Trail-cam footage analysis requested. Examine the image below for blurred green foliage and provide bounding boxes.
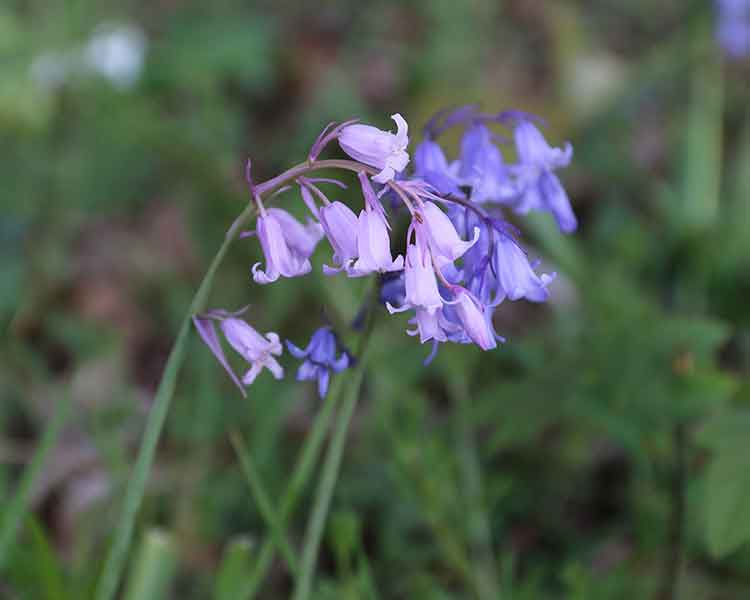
[1,0,749,598]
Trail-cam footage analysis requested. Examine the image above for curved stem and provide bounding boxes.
[255,160,377,197]
[94,202,256,600]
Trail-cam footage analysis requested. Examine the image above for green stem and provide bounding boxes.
[292,295,376,600]
[94,203,256,600]
[244,372,346,597]
[450,375,500,600]
[254,159,376,197]
[229,431,300,578]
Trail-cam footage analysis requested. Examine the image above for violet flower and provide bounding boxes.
[379,272,406,307]
[193,311,283,397]
[420,201,479,268]
[386,230,442,316]
[319,201,360,274]
[338,114,410,183]
[716,0,750,58]
[252,207,323,284]
[347,172,404,276]
[492,232,555,303]
[286,327,351,398]
[414,138,463,196]
[457,123,518,203]
[448,287,498,351]
[509,117,577,233]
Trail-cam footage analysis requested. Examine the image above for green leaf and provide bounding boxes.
[229,430,299,578]
[704,443,750,558]
[679,43,723,233]
[214,537,255,600]
[122,530,178,600]
[0,393,72,569]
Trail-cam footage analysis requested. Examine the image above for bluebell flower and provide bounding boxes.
[348,172,404,276]
[379,272,406,307]
[414,138,463,196]
[338,114,410,183]
[251,208,324,284]
[286,327,352,398]
[193,310,284,397]
[457,124,518,204]
[508,117,577,233]
[420,201,479,268]
[492,232,555,303]
[319,201,359,274]
[715,0,750,58]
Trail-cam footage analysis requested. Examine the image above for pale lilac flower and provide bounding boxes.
[347,173,404,276]
[286,327,351,398]
[252,208,323,284]
[319,201,359,273]
[407,307,451,344]
[509,117,577,233]
[193,311,283,396]
[420,201,479,268]
[350,208,404,275]
[492,233,555,302]
[449,287,498,351]
[338,114,410,183]
[386,232,442,315]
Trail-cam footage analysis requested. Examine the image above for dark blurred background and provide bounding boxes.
[1,1,749,598]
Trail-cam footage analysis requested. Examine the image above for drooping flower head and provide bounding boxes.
[447,286,499,351]
[193,310,283,396]
[286,327,352,398]
[504,114,577,233]
[338,114,410,183]
[492,230,556,303]
[251,208,324,284]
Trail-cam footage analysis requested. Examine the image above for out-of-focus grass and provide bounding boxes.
[2,0,750,598]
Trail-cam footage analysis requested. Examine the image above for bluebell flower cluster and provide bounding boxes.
[195,107,576,395]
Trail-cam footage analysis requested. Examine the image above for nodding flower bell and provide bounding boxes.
[348,172,404,276]
[449,287,498,351]
[420,201,479,268]
[338,114,410,183]
[386,229,442,316]
[319,201,360,274]
[286,327,351,398]
[252,208,323,284]
[510,117,577,233]
[193,311,283,397]
[492,233,556,303]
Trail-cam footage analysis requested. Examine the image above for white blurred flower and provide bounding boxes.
[84,24,147,89]
[30,23,148,91]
